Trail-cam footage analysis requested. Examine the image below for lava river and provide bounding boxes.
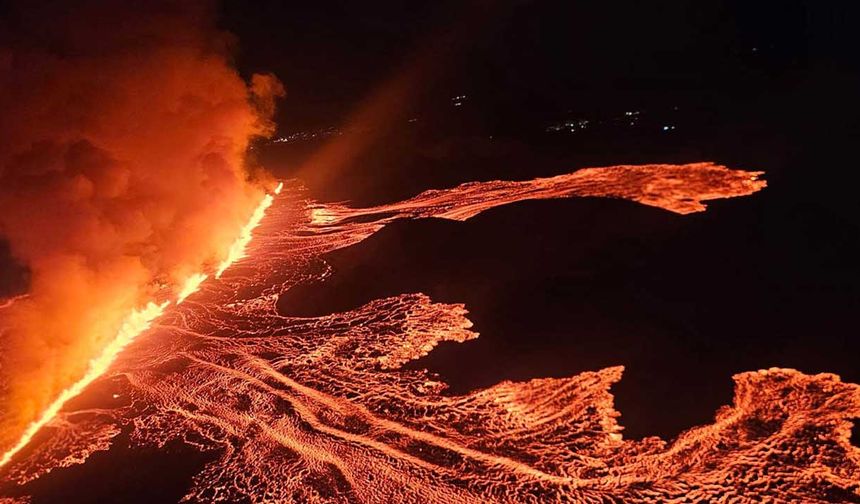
[2,163,859,503]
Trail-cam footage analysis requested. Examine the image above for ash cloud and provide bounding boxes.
[0,0,283,449]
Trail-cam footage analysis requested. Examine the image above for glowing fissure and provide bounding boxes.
[0,185,281,470]
[0,301,167,468]
[177,273,209,305]
[215,182,284,279]
[3,164,857,503]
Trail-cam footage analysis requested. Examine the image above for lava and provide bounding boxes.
[1,163,858,503]
[216,182,284,279]
[177,273,209,305]
[0,300,168,469]
[0,183,282,471]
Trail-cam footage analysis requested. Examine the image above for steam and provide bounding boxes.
[0,0,283,450]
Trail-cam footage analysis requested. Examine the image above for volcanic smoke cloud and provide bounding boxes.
[0,1,282,452]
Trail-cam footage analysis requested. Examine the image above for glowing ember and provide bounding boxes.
[2,164,857,503]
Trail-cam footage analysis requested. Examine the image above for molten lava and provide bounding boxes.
[0,183,283,471]
[216,182,284,279]
[1,164,858,503]
[0,301,168,469]
[177,273,209,305]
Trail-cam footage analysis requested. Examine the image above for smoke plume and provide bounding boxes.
[0,0,283,451]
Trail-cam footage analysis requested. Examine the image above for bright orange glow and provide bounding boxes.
[0,0,288,472]
[0,295,27,311]
[215,184,281,279]
[0,300,168,468]
[0,184,282,469]
[177,273,208,304]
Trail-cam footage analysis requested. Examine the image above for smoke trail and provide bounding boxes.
[0,0,282,453]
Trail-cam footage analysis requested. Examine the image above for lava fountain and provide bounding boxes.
[0,184,283,469]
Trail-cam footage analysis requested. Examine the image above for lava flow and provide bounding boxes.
[0,184,282,470]
[0,301,168,469]
[1,163,858,503]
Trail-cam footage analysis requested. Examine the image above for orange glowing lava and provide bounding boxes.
[0,184,283,471]
[0,300,168,469]
[176,273,208,304]
[2,164,858,503]
[215,182,283,279]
